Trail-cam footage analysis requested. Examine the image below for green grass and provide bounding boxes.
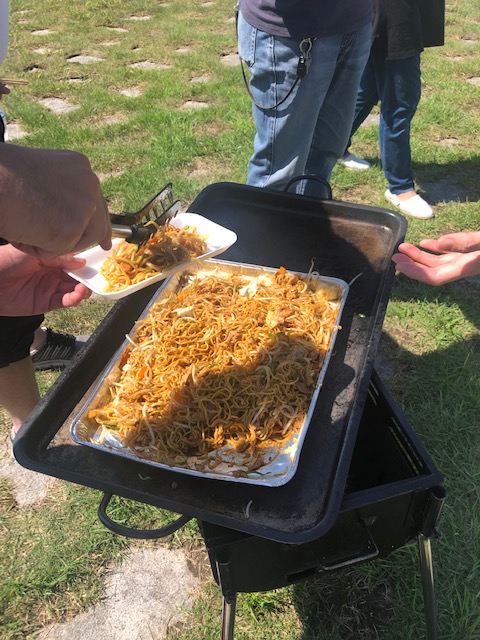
[0,0,479,638]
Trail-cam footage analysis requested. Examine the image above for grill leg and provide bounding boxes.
[418,534,438,640]
[221,595,236,640]
[216,555,237,640]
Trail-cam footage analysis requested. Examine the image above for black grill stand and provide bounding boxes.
[12,183,444,638]
[418,487,446,640]
[212,485,445,640]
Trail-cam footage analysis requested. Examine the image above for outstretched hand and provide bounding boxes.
[392,232,480,285]
[0,244,91,316]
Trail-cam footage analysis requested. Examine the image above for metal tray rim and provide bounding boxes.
[70,259,349,487]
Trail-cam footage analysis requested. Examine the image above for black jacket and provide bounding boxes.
[373,0,445,59]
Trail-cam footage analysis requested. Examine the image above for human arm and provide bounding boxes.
[0,144,112,259]
[0,243,91,315]
[392,232,480,285]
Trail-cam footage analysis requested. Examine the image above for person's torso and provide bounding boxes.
[239,0,373,39]
[374,0,445,59]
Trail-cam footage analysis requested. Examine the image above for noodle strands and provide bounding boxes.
[101,223,208,292]
[84,266,344,478]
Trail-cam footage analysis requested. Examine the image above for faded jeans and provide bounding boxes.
[345,49,422,195]
[237,11,372,197]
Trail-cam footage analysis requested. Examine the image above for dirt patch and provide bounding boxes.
[0,433,61,506]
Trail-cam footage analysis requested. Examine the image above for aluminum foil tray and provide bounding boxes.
[70,260,348,487]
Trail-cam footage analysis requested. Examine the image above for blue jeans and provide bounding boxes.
[346,49,421,195]
[237,11,372,197]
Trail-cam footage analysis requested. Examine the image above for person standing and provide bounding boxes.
[338,0,445,219]
[237,1,374,197]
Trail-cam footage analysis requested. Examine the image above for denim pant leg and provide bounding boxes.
[304,23,372,196]
[375,52,421,195]
[238,12,371,194]
[344,55,380,153]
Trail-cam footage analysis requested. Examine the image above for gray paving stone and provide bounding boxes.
[39,97,79,113]
[130,61,171,71]
[221,52,238,67]
[36,547,201,640]
[68,54,104,64]
[31,28,54,36]
[181,100,209,110]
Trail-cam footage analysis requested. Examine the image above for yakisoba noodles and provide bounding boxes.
[85,267,342,474]
[101,223,208,292]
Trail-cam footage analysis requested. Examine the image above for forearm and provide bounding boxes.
[0,144,50,242]
[0,144,111,258]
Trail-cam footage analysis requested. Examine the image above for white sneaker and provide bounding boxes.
[338,153,371,171]
[385,189,434,219]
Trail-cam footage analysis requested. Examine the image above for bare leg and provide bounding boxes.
[0,356,40,434]
[396,190,418,202]
[30,326,46,353]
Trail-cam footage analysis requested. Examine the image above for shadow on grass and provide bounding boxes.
[337,157,480,204]
[413,158,480,204]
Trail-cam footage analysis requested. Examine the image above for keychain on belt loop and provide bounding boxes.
[297,37,314,79]
[237,24,316,110]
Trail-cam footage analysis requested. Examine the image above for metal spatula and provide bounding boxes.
[110,182,182,245]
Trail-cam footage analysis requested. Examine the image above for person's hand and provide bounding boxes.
[0,244,91,316]
[392,232,480,285]
[416,231,480,255]
[0,144,112,259]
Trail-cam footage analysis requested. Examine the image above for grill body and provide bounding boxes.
[11,182,445,638]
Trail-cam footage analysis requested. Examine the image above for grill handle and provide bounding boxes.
[311,519,379,571]
[97,493,192,540]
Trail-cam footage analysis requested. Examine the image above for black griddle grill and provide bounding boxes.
[13,182,445,639]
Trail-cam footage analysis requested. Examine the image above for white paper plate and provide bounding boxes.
[66,212,237,299]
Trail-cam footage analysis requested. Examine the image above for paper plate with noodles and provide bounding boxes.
[70,260,349,486]
[65,213,237,299]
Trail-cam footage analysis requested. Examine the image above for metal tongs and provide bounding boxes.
[110,183,182,245]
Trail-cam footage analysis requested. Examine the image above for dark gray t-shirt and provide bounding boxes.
[239,0,373,39]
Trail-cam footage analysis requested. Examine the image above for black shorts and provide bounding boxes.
[0,315,44,367]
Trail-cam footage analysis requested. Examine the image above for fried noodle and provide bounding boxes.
[85,267,342,474]
[101,223,208,291]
